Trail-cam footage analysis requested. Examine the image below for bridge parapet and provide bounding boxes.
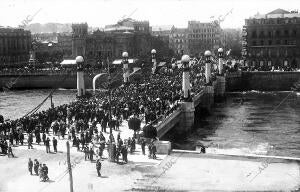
[156,107,182,138]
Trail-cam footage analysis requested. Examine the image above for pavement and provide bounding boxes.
[1,120,300,192]
[0,120,166,192]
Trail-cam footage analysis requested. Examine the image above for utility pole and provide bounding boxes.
[50,93,54,108]
[66,141,74,192]
[107,58,114,162]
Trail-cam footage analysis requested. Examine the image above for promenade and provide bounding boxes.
[1,118,300,192]
[0,120,166,192]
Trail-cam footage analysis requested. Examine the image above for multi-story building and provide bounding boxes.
[169,27,188,56]
[187,21,221,56]
[72,19,171,63]
[0,27,31,66]
[244,9,300,69]
[151,25,173,54]
[221,28,242,57]
[57,32,72,57]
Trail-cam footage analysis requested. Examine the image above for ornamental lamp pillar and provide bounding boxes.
[218,48,224,75]
[181,55,191,100]
[76,56,85,97]
[204,50,212,84]
[122,51,129,83]
[151,49,157,74]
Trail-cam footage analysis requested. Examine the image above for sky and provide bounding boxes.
[0,0,299,29]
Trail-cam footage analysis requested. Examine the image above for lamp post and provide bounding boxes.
[181,55,191,100]
[218,48,224,75]
[151,49,157,74]
[76,56,85,97]
[122,51,129,83]
[204,50,212,84]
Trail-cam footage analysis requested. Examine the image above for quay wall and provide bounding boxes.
[1,71,300,91]
[0,71,101,90]
[226,71,300,91]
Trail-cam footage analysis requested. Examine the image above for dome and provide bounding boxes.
[75,56,84,63]
[122,51,128,58]
[151,49,156,54]
[204,50,212,56]
[181,55,190,63]
[218,48,223,53]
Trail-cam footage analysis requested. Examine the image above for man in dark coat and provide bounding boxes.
[141,139,146,155]
[90,147,94,162]
[42,133,46,145]
[28,158,33,175]
[34,159,39,175]
[19,131,24,145]
[45,137,50,153]
[28,133,33,149]
[52,137,57,153]
[96,159,101,177]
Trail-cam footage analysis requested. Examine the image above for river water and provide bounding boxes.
[180,91,300,158]
[0,90,300,158]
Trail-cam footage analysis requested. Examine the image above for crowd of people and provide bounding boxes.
[0,56,212,181]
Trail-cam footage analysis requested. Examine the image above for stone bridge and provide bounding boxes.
[155,76,225,139]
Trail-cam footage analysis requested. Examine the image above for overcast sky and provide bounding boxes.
[0,0,299,29]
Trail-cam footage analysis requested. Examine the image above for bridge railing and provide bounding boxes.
[0,69,104,76]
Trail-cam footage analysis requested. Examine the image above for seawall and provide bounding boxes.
[226,71,300,91]
[0,71,101,90]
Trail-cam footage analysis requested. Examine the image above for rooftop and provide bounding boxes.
[250,8,300,19]
[267,8,290,15]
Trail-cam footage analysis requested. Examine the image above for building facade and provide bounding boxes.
[169,27,189,56]
[221,28,242,58]
[57,32,72,57]
[0,27,31,66]
[187,21,221,56]
[72,19,171,63]
[244,9,300,69]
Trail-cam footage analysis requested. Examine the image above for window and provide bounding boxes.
[252,41,257,46]
[268,31,272,37]
[260,40,264,45]
[260,31,264,38]
[268,40,272,45]
[276,40,280,44]
[276,30,280,37]
[284,30,289,37]
[293,30,297,36]
[252,31,257,38]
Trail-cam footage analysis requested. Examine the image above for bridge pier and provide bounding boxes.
[214,76,226,101]
[198,85,214,114]
[177,102,195,135]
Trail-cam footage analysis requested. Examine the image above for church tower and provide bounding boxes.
[72,23,88,57]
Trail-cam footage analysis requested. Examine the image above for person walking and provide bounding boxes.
[19,131,24,145]
[89,147,94,162]
[45,137,50,153]
[96,159,101,177]
[27,133,33,149]
[28,158,33,175]
[52,137,57,153]
[34,159,39,175]
[84,146,89,161]
[42,133,46,145]
[7,145,14,158]
[152,143,157,159]
[141,139,146,155]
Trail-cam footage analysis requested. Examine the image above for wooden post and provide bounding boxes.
[66,141,74,192]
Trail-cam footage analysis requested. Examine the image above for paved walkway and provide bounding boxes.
[1,120,300,191]
[0,120,165,192]
[133,151,300,191]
